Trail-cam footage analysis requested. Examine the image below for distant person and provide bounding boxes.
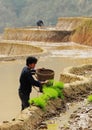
[18,56,42,110]
[36,20,44,27]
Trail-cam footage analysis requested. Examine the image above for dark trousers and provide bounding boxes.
[19,91,30,110]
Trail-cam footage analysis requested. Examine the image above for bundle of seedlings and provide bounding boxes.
[29,80,64,110]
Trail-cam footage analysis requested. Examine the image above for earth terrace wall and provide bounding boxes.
[60,64,92,99]
[0,64,92,130]
[0,40,45,61]
[3,28,72,42]
[56,17,92,30]
[57,17,92,46]
[70,18,92,46]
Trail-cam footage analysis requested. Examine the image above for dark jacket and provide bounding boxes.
[19,66,41,94]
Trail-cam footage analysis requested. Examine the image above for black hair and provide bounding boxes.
[26,56,38,66]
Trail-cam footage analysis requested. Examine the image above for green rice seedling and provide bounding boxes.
[87,95,92,102]
[29,80,64,110]
[29,96,47,110]
[54,88,64,99]
[40,94,50,101]
[43,87,58,99]
[49,80,64,99]
[53,81,64,89]
[46,79,54,87]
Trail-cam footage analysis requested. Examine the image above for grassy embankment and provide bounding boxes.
[71,18,92,46]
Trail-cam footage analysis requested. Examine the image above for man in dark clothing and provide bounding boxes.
[18,56,42,110]
[36,20,44,27]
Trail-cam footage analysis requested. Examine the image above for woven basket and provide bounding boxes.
[36,68,54,81]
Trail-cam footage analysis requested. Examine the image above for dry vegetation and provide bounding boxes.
[71,18,92,46]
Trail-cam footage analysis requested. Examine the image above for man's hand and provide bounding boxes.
[40,80,49,85]
[39,80,49,93]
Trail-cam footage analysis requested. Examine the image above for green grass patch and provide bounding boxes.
[87,95,92,102]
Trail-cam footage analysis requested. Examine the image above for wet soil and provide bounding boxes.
[37,91,92,130]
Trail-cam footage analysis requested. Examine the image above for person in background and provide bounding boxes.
[18,56,42,110]
[36,20,44,28]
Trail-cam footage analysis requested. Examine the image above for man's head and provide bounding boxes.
[26,56,38,69]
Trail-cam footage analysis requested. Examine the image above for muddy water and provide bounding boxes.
[0,42,92,123]
[44,101,84,130]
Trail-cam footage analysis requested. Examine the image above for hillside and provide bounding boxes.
[3,17,92,46]
[71,18,92,46]
[57,17,92,46]
[1,0,92,32]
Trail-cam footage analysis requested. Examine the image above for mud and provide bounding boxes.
[39,98,92,130]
